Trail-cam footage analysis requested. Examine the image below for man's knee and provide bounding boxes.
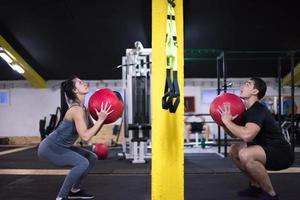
[185,124,192,131]
[238,149,253,164]
[229,144,240,158]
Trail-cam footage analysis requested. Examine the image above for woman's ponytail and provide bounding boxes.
[56,76,78,127]
[60,81,69,120]
[56,81,69,127]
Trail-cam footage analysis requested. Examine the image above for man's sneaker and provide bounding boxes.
[237,185,262,197]
[258,191,280,200]
[68,189,95,199]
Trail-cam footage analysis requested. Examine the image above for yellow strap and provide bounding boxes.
[166,3,178,71]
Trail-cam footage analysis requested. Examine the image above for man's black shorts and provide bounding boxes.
[249,142,294,171]
[190,122,204,133]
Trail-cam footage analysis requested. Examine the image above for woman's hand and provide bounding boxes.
[217,103,238,124]
[95,102,114,122]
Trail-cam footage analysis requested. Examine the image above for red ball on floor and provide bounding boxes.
[93,143,109,160]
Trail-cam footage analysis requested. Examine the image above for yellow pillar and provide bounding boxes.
[152,0,184,200]
[0,35,46,88]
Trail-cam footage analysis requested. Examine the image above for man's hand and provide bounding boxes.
[217,102,238,124]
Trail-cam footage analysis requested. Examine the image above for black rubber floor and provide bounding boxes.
[1,173,300,200]
[0,146,21,152]
[0,146,300,200]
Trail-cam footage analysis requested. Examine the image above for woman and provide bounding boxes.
[38,76,113,200]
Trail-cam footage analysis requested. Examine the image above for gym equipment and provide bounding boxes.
[88,88,124,124]
[118,42,152,163]
[162,0,180,113]
[210,93,245,126]
[128,124,151,163]
[93,143,109,159]
[39,107,61,140]
[110,118,123,147]
[281,120,292,145]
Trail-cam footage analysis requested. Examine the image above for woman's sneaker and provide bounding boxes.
[258,191,280,200]
[237,185,262,197]
[68,189,95,199]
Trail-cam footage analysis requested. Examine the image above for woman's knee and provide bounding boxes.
[75,157,90,172]
[81,152,97,168]
[88,152,98,165]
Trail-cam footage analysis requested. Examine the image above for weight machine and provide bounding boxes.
[119,42,152,163]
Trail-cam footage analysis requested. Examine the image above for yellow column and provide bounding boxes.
[152,0,184,200]
[0,35,46,88]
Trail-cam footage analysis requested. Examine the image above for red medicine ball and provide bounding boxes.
[209,93,245,126]
[93,143,109,160]
[88,88,124,124]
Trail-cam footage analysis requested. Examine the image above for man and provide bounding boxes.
[184,115,210,143]
[218,77,294,200]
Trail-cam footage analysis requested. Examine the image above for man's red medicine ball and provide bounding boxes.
[209,93,245,126]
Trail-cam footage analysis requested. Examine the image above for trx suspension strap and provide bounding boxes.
[162,0,180,113]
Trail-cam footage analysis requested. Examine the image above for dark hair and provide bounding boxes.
[250,77,266,100]
[59,75,78,120]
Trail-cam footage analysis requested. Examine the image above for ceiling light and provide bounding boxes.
[0,51,13,63]
[0,35,46,88]
[0,46,24,74]
[9,63,25,74]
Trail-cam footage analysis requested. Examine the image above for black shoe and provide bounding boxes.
[237,185,262,197]
[68,189,95,199]
[258,191,280,200]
